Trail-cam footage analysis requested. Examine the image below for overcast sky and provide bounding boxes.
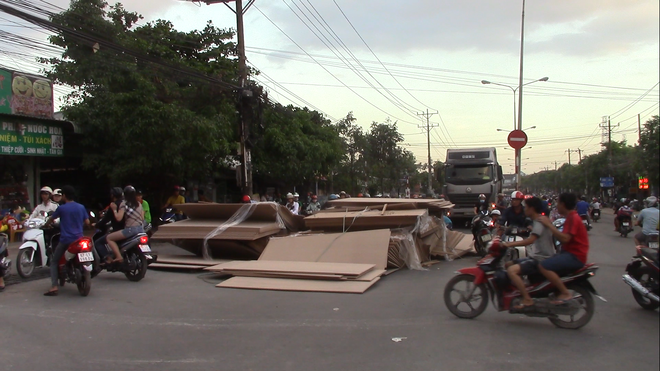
[1,0,658,174]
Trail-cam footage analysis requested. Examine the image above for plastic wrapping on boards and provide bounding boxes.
[390,231,426,271]
[201,203,258,260]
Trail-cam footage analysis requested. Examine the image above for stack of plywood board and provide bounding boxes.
[149,254,232,271]
[208,229,389,294]
[324,197,454,216]
[151,203,303,260]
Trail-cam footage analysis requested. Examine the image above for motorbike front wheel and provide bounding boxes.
[16,249,35,278]
[124,251,147,282]
[548,284,594,329]
[444,274,489,319]
[76,268,91,297]
[629,266,660,310]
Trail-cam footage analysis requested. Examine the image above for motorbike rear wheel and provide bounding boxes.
[548,284,594,329]
[16,249,35,278]
[76,268,91,297]
[444,274,489,319]
[629,266,659,310]
[124,251,147,282]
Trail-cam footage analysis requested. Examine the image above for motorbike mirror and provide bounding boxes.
[89,211,96,218]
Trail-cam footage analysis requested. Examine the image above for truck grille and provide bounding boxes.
[448,194,491,208]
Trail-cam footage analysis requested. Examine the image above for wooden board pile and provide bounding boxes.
[208,229,390,294]
[150,203,304,261]
[302,198,471,269]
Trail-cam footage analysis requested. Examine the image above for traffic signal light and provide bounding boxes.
[638,176,649,189]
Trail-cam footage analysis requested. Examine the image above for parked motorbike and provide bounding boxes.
[591,209,600,222]
[618,215,634,238]
[16,217,60,278]
[444,237,604,329]
[622,245,659,310]
[0,233,11,280]
[58,237,94,296]
[92,226,151,281]
[471,210,494,257]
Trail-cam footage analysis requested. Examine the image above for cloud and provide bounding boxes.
[255,0,659,57]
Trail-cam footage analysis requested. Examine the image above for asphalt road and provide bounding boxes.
[1,209,657,371]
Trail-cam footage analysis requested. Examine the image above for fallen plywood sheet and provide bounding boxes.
[169,239,270,260]
[326,198,454,207]
[349,268,386,282]
[435,233,475,260]
[155,255,231,266]
[217,276,380,294]
[219,271,347,281]
[153,220,281,241]
[173,202,305,231]
[431,230,467,256]
[304,209,427,230]
[205,260,375,277]
[149,263,208,270]
[258,229,391,270]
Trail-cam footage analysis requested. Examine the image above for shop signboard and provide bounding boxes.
[0,121,64,156]
[0,68,54,119]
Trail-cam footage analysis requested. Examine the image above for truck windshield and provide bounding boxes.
[445,165,493,185]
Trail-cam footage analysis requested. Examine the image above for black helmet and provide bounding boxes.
[111,187,123,199]
[124,185,136,195]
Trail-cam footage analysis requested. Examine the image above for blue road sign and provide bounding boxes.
[600,177,614,188]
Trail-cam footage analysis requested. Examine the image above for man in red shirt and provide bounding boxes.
[537,192,589,304]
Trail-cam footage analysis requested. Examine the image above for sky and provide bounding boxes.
[1,0,658,175]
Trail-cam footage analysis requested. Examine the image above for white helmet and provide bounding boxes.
[511,191,525,200]
[40,186,53,194]
[293,192,299,198]
[478,193,486,199]
[53,188,62,196]
[286,192,294,199]
[491,210,501,216]
[646,196,658,207]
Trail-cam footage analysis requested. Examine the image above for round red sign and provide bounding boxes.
[507,130,528,149]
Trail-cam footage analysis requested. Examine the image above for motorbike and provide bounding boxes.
[591,209,601,222]
[0,233,11,280]
[471,210,494,257]
[159,208,177,224]
[58,237,94,296]
[16,217,60,278]
[501,224,530,262]
[618,215,634,238]
[645,233,659,249]
[444,237,604,329]
[622,245,659,310]
[579,214,592,231]
[92,225,151,281]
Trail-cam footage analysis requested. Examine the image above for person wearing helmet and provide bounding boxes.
[615,199,633,232]
[285,193,299,215]
[305,194,321,214]
[590,197,601,220]
[241,195,252,203]
[29,186,59,220]
[634,196,659,246]
[490,209,501,225]
[95,187,126,232]
[52,188,64,206]
[339,191,347,199]
[474,194,489,215]
[498,191,531,231]
[328,194,339,201]
[293,192,302,209]
[105,186,145,263]
[164,186,186,221]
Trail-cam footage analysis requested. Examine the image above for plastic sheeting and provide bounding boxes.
[202,203,259,260]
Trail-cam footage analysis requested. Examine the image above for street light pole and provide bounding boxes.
[516,0,526,191]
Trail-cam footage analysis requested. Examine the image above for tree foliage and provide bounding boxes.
[639,115,659,187]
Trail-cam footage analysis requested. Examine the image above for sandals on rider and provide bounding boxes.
[43,289,58,296]
[510,300,536,313]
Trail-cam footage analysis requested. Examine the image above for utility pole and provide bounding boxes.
[189,0,256,196]
[554,161,558,171]
[577,148,582,163]
[565,149,580,165]
[638,114,642,143]
[515,0,526,191]
[418,109,439,196]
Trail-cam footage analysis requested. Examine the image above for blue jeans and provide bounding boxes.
[540,251,584,276]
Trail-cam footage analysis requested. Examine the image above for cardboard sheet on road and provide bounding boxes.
[153,220,281,241]
[206,260,375,277]
[217,276,380,294]
[304,209,426,230]
[258,229,391,270]
[149,263,208,270]
[155,255,231,266]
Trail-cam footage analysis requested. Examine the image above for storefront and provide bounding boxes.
[0,68,78,212]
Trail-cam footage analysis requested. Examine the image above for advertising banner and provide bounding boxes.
[0,68,54,119]
[0,121,64,156]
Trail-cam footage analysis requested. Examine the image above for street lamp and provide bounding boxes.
[482,79,548,130]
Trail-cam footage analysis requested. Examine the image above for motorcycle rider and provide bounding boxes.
[590,197,601,220]
[498,191,531,234]
[614,200,633,232]
[495,193,507,213]
[52,189,64,206]
[305,194,321,214]
[634,196,659,246]
[501,196,556,309]
[285,193,299,215]
[136,189,151,226]
[43,186,90,296]
[473,194,490,215]
[537,192,590,304]
[490,209,501,226]
[29,186,59,220]
[95,187,125,232]
[105,186,145,263]
[164,186,186,221]
[576,195,591,226]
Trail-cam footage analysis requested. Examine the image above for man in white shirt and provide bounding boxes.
[29,186,59,220]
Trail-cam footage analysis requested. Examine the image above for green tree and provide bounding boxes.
[41,1,237,184]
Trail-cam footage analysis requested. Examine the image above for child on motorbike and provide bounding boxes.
[501,197,556,310]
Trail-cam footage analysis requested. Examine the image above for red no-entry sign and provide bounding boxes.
[507,130,528,149]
